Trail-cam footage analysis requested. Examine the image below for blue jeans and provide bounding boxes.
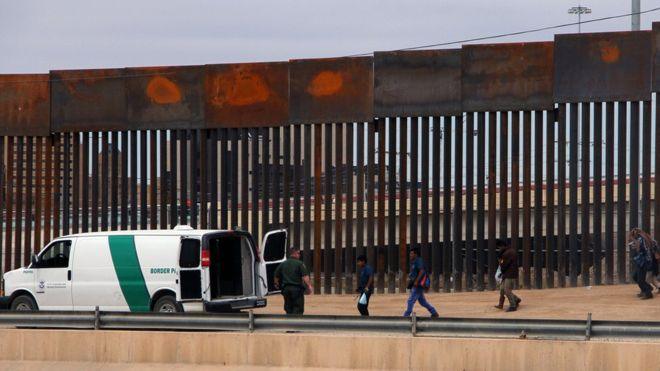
[403,287,437,316]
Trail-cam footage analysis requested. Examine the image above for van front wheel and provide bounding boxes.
[153,296,182,313]
[11,295,37,311]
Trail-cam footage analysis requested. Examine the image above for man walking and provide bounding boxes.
[494,239,522,312]
[273,247,313,315]
[403,247,439,318]
[356,255,374,316]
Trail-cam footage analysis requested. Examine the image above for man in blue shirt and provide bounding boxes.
[403,247,438,318]
[356,255,374,316]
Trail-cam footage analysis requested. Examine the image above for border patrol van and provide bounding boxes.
[0,226,287,312]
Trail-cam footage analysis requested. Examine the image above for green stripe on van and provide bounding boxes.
[108,235,150,312]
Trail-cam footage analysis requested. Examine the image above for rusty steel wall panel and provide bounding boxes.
[649,22,660,91]
[374,49,461,117]
[51,68,126,132]
[555,31,652,103]
[205,62,288,128]
[0,74,50,136]
[290,57,373,124]
[126,66,203,130]
[462,42,554,112]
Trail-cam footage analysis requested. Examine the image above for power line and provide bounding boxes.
[344,6,660,57]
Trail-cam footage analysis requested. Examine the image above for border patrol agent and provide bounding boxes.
[273,247,313,315]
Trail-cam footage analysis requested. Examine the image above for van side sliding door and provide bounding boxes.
[261,229,287,295]
[178,238,202,300]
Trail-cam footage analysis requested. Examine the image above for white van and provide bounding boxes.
[0,227,287,312]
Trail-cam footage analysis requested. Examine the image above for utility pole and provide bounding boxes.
[632,0,641,31]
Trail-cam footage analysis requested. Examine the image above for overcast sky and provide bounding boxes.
[0,0,658,73]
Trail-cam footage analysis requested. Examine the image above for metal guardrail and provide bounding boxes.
[0,310,659,341]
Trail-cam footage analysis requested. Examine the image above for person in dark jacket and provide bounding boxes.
[494,239,521,312]
[356,255,374,316]
[628,228,655,299]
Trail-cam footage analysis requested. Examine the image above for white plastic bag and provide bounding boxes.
[495,266,503,285]
[358,292,368,305]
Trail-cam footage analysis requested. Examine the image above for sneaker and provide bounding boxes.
[493,305,504,310]
[431,313,439,318]
[638,292,644,298]
[641,293,653,300]
[516,297,522,306]
[505,306,517,312]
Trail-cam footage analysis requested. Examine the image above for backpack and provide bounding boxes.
[417,271,431,290]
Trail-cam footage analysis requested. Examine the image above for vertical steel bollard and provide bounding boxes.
[248,310,254,333]
[585,312,592,341]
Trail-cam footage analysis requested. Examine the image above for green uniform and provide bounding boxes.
[274,258,309,315]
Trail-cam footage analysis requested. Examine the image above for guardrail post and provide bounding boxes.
[411,312,417,336]
[248,310,254,333]
[94,306,100,330]
[585,312,592,340]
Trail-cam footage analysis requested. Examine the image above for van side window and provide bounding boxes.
[180,239,200,268]
[36,240,71,268]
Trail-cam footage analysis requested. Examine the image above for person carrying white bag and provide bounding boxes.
[356,255,374,316]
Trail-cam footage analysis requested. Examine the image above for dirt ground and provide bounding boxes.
[254,284,660,321]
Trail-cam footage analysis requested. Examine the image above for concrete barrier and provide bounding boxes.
[0,329,659,370]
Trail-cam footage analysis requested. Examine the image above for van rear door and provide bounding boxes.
[178,237,202,301]
[261,229,287,295]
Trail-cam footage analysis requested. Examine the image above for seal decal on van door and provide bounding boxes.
[108,235,151,312]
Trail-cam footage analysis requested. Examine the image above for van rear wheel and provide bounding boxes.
[11,295,37,311]
[153,295,181,313]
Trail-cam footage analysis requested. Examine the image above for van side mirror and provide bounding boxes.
[30,254,38,268]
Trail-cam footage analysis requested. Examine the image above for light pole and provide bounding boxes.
[568,5,592,33]
[632,0,640,31]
